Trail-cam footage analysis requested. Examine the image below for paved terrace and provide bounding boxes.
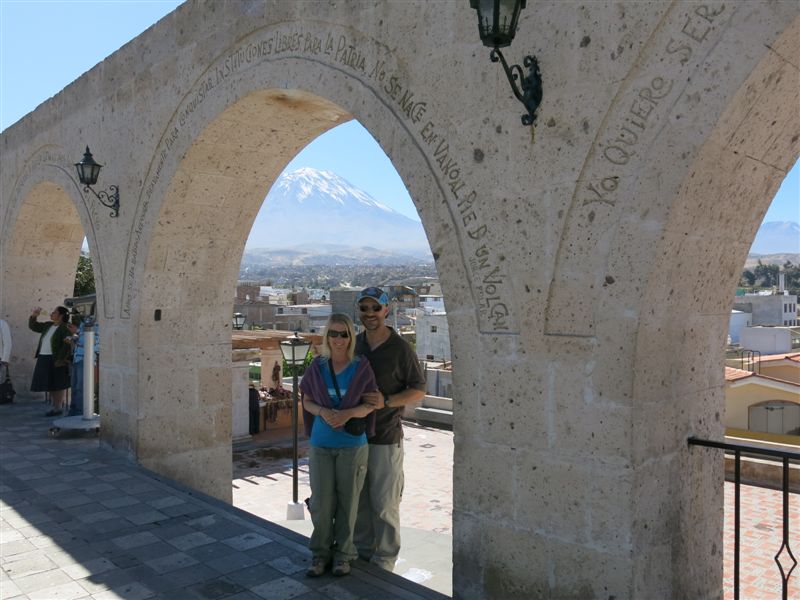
[2,399,798,599]
[0,401,446,600]
[234,425,800,600]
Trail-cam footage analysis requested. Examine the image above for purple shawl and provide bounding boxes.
[299,356,378,437]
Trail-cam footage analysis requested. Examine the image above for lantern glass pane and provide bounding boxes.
[279,342,295,363]
[473,0,524,48]
[92,163,102,183]
[75,156,101,185]
[477,0,493,37]
[280,337,311,365]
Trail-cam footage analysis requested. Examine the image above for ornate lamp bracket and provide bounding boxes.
[83,184,120,218]
[490,47,543,126]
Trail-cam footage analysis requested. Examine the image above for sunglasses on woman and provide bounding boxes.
[359,305,383,313]
[327,330,349,338]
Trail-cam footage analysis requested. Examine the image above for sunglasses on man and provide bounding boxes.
[359,305,384,313]
[327,330,349,338]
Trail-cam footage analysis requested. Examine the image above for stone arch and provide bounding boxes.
[627,13,800,597]
[121,22,497,331]
[125,30,478,498]
[1,147,107,395]
[451,6,800,599]
[3,3,800,597]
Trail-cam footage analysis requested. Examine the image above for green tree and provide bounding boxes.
[739,269,755,287]
[784,261,800,295]
[283,350,313,378]
[753,260,779,288]
[73,255,96,297]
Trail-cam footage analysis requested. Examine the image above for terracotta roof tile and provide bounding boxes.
[724,366,800,388]
[754,352,800,363]
[725,367,755,382]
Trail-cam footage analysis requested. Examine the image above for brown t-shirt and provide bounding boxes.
[355,328,426,444]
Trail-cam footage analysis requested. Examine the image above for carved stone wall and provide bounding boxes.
[1,1,798,597]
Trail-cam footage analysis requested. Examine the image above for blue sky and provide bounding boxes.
[0,0,797,225]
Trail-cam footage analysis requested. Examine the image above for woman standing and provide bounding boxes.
[29,306,71,416]
[300,313,377,578]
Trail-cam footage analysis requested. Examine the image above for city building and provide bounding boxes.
[728,309,752,344]
[329,286,361,324]
[416,294,450,362]
[274,303,331,332]
[733,292,798,327]
[725,365,800,436]
[739,326,800,354]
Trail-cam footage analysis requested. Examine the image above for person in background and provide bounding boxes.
[65,311,99,417]
[353,287,426,571]
[0,318,11,366]
[29,306,72,416]
[300,313,378,578]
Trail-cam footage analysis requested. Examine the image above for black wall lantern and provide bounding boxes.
[470,0,543,126]
[75,147,120,217]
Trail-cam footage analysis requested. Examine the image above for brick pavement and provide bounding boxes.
[0,401,446,600]
[723,481,799,599]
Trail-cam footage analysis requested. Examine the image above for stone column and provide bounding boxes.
[232,348,259,444]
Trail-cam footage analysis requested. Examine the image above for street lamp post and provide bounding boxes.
[279,331,311,520]
[232,312,246,330]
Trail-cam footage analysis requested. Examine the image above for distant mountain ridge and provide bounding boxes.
[749,221,800,255]
[245,167,431,259]
[242,244,432,267]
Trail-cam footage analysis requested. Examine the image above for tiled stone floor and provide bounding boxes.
[235,424,799,600]
[3,399,797,599]
[0,401,446,600]
[233,425,453,595]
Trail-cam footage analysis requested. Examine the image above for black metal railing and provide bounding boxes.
[737,349,761,373]
[688,437,799,599]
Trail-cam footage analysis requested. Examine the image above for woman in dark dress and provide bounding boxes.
[29,306,71,416]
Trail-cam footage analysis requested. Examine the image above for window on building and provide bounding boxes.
[426,354,435,360]
[302,308,308,314]
[277,307,284,314]
[431,325,437,333]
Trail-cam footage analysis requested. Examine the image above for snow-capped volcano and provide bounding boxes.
[274,167,395,213]
[245,168,430,257]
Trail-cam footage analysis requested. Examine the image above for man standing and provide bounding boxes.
[353,287,425,571]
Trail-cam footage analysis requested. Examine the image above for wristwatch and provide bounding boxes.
[383,392,391,408]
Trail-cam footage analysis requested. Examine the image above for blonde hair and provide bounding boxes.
[320,313,356,362]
